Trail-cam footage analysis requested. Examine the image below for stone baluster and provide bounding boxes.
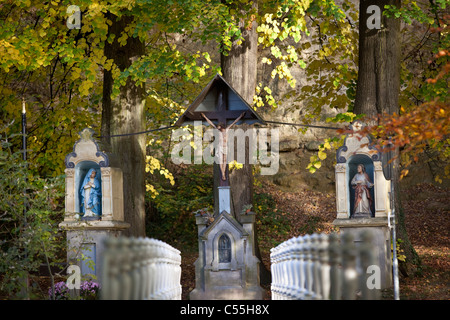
[163,243,170,299]
[274,243,282,299]
[130,238,141,300]
[155,242,162,298]
[303,235,313,299]
[318,233,330,300]
[176,246,182,299]
[269,247,276,299]
[110,238,121,300]
[276,242,286,300]
[276,243,285,299]
[155,241,163,298]
[114,238,125,299]
[358,231,380,300]
[284,238,294,299]
[297,236,306,299]
[285,239,294,299]
[143,238,151,299]
[342,233,357,300]
[291,237,302,299]
[150,241,156,299]
[270,243,281,299]
[170,242,180,299]
[149,240,157,299]
[328,233,342,300]
[269,249,275,299]
[101,237,115,299]
[139,238,147,299]
[121,238,133,299]
[310,233,321,300]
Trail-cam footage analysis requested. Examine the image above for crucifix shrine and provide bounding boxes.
[201,111,245,184]
[175,73,266,300]
[175,73,264,188]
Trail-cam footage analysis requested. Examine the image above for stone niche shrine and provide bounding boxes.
[332,121,392,289]
[181,74,266,300]
[59,128,129,282]
[189,194,265,300]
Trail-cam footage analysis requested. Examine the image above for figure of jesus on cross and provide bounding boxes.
[201,112,245,182]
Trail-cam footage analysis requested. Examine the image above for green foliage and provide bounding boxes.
[0,0,235,180]
[392,238,407,263]
[298,0,358,116]
[305,112,363,173]
[304,0,449,180]
[0,127,65,298]
[384,0,449,106]
[254,191,289,250]
[297,216,322,235]
[146,164,213,248]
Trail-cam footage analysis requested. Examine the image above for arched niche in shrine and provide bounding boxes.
[334,122,390,220]
[75,161,102,220]
[347,154,375,218]
[62,128,124,223]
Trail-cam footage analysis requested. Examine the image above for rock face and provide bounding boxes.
[262,147,335,193]
[254,66,342,193]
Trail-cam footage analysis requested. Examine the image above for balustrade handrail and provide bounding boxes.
[270,231,379,300]
[101,236,182,300]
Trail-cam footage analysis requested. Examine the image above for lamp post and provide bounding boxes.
[22,97,26,161]
[21,97,29,299]
[382,140,400,300]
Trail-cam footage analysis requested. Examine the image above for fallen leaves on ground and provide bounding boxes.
[181,181,449,300]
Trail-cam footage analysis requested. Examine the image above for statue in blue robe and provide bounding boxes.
[80,168,101,220]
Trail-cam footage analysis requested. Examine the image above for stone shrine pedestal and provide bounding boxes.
[59,128,130,283]
[332,122,393,290]
[190,186,265,300]
[332,217,392,289]
[59,220,129,283]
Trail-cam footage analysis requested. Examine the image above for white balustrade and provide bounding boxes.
[270,231,379,300]
[101,237,182,300]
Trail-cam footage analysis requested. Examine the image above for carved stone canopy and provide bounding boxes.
[65,128,111,168]
[336,121,381,164]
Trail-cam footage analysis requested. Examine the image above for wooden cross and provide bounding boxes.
[174,74,265,187]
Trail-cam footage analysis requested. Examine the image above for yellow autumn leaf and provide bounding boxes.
[318,150,327,160]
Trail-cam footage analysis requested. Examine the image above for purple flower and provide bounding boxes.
[48,280,101,300]
[79,280,101,300]
[48,281,70,300]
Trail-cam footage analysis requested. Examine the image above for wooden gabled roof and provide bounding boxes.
[175,73,265,127]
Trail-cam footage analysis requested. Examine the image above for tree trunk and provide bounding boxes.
[354,0,421,276]
[102,14,146,237]
[354,0,401,117]
[218,1,271,285]
[218,0,257,225]
[220,18,257,221]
